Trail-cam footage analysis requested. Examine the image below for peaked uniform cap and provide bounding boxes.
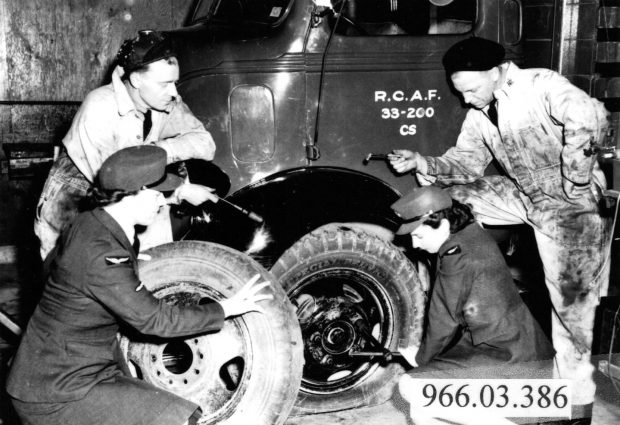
[442,36,505,75]
[116,30,176,73]
[98,145,183,193]
[391,186,453,235]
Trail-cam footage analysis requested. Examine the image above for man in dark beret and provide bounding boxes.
[34,30,218,260]
[389,36,611,406]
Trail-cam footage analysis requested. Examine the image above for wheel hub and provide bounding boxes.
[120,282,251,420]
[322,320,355,355]
[303,296,369,369]
[134,337,212,389]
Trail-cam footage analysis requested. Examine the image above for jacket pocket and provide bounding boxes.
[518,125,562,171]
[553,198,605,247]
[36,173,87,231]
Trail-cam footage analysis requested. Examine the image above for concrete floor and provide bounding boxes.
[286,368,620,425]
[285,400,411,425]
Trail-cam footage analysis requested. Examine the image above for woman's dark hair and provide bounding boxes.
[85,186,139,209]
[422,199,475,234]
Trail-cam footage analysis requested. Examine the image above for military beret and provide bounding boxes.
[391,186,453,235]
[116,30,175,73]
[98,145,183,193]
[442,37,505,75]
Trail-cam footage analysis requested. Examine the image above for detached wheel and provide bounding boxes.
[118,241,303,425]
[271,225,426,414]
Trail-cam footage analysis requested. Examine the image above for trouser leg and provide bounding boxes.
[446,176,529,225]
[447,176,612,405]
[533,229,610,405]
[33,152,90,260]
[550,288,598,405]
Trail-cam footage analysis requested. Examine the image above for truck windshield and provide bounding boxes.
[190,0,294,28]
[333,0,476,36]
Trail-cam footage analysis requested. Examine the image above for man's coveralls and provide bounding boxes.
[422,62,611,404]
[34,68,215,259]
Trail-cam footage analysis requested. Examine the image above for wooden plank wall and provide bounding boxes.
[1,0,189,101]
[0,0,190,140]
[0,0,194,247]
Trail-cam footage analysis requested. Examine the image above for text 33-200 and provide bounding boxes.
[381,107,435,119]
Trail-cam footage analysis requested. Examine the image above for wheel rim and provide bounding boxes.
[120,281,252,423]
[288,267,395,395]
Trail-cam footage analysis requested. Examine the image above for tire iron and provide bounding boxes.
[350,325,403,361]
[349,350,403,361]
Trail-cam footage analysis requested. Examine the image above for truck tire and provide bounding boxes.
[270,225,426,414]
[118,241,303,425]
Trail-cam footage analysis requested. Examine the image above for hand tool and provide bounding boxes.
[363,153,401,165]
[218,196,264,223]
[349,350,403,362]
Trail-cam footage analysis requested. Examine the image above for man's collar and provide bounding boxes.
[112,66,138,116]
[493,61,517,100]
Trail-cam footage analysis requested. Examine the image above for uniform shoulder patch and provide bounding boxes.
[105,256,130,265]
[444,245,461,256]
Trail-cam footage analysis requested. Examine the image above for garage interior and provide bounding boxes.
[0,0,620,424]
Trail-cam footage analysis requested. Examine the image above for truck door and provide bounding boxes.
[304,0,523,195]
[174,0,314,191]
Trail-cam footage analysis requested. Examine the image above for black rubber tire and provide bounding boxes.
[118,241,303,425]
[270,225,426,415]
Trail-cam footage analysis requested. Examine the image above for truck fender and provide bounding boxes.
[185,166,405,269]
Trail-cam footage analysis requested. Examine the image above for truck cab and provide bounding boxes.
[171,0,525,265]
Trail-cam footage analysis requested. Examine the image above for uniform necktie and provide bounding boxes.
[143,110,152,140]
[487,100,498,127]
[132,234,141,254]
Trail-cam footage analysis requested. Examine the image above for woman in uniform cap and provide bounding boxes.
[392,186,554,372]
[7,145,271,425]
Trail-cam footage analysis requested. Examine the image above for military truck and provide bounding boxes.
[120,1,618,423]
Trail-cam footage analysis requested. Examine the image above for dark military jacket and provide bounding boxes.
[7,208,225,403]
[415,223,555,368]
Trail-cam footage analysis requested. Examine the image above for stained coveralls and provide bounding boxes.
[34,67,215,259]
[420,62,611,404]
[8,208,225,425]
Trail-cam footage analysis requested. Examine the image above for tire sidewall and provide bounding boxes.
[271,227,425,414]
[120,240,304,425]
